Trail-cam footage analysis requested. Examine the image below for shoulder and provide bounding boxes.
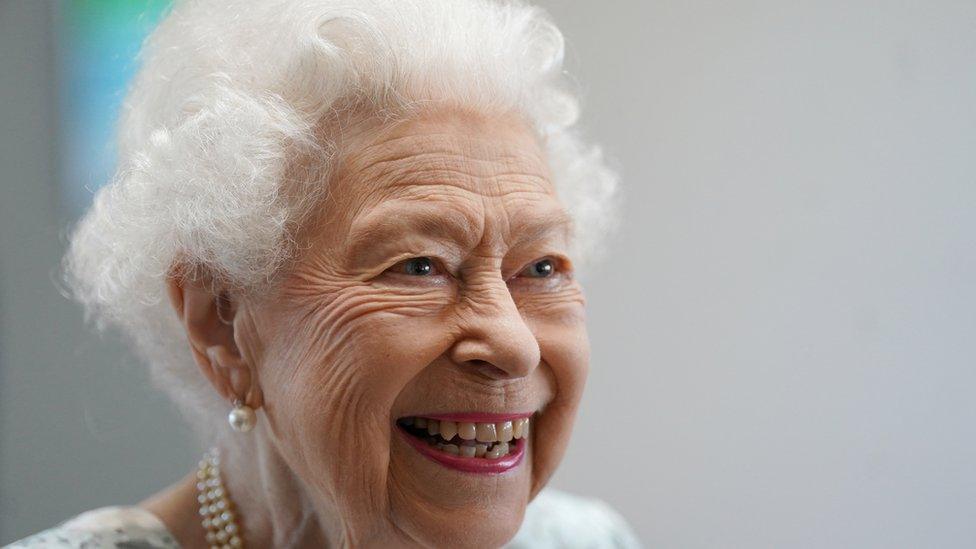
[4,506,179,549]
[506,488,643,549]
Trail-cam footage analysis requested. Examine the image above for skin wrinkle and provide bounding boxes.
[387,168,552,194]
[357,200,481,240]
[301,286,449,354]
[156,107,590,548]
[269,335,371,544]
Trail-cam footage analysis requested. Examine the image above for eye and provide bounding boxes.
[517,258,557,278]
[390,257,438,276]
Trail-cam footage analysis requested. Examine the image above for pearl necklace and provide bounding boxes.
[197,448,245,549]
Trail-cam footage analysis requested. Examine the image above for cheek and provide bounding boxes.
[522,299,590,497]
[254,284,456,513]
[519,289,590,402]
[539,317,590,405]
[265,281,455,423]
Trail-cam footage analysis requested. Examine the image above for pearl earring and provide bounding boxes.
[228,398,256,432]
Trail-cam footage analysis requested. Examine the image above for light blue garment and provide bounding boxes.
[6,488,641,548]
[506,489,643,549]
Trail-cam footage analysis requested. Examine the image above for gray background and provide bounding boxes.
[2,1,975,546]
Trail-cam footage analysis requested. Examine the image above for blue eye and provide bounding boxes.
[401,257,434,276]
[519,258,556,278]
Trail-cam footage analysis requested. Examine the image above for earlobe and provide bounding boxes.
[206,344,264,408]
[164,265,263,410]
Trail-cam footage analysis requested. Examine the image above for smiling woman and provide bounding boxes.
[8,0,637,548]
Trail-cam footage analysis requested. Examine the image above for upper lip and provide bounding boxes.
[399,411,533,423]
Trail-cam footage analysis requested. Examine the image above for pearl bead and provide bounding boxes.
[228,404,256,432]
[198,448,244,549]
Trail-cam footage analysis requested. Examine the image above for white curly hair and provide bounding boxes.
[62,0,619,441]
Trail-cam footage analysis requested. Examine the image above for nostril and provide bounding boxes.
[466,360,510,380]
[449,334,539,379]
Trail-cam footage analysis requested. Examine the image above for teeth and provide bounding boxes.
[458,422,477,441]
[475,423,497,443]
[485,442,509,459]
[439,421,457,440]
[442,444,459,455]
[400,416,531,458]
[497,421,513,442]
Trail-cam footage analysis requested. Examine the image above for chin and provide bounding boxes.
[397,499,526,549]
[386,411,543,548]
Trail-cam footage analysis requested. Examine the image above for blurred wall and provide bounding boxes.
[542,1,976,547]
[0,1,195,542]
[2,0,976,546]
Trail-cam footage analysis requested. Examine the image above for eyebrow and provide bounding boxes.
[508,208,575,248]
[345,200,575,263]
[345,201,478,263]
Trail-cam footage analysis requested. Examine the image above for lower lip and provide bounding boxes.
[397,426,526,474]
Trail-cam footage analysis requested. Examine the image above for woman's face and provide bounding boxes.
[240,108,589,547]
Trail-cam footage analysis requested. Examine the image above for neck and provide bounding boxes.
[217,434,329,548]
[144,434,418,548]
[142,436,330,548]
[220,436,419,548]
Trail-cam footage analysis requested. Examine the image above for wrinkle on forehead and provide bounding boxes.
[345,108,547,181]
[345,196,574,267]
[298,107,567,258]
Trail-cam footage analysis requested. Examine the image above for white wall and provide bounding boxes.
[2,1,975,546]
[540,1,976,546]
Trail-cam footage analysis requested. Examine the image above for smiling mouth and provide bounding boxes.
[397,414,530,474]
[397,416,530,459]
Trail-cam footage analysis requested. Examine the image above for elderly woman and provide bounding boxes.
[11,0,637,547]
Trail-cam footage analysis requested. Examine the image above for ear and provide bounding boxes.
[165,264,263,409]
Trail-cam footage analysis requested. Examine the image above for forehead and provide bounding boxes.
[344,109,552,198]
[315,109,568,245]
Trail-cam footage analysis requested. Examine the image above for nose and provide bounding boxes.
[449,277,541,380]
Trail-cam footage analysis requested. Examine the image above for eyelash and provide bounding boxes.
[383,256,563,281]
[514,257,558,280]
[390,257,441,277]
